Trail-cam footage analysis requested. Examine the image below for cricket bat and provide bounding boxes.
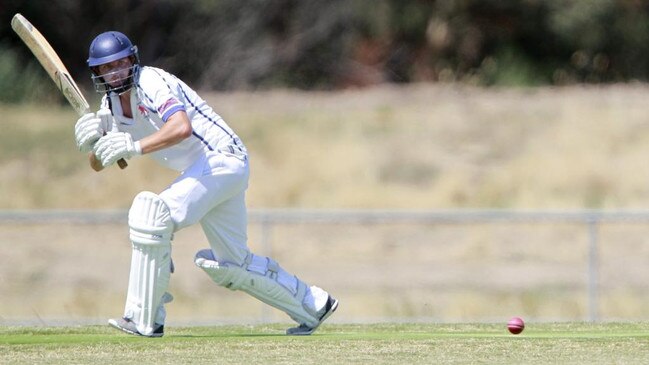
[11,13,127,169]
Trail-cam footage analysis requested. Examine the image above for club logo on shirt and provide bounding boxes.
[158,98,180,114]
[137,104,149,117]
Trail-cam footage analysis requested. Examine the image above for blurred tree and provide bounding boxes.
[2,0,649,100]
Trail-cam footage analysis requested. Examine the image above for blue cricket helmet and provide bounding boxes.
[87,31,140,94]
[87,31,139,67]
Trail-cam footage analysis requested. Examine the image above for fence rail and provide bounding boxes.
[4,208,649,224]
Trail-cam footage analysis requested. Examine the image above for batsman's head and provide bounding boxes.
[88,31,140,95]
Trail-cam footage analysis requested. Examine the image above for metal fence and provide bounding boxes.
[249,209,649,322]
[2,209,649,322]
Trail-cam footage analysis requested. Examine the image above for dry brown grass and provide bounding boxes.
[222,83,649,209]
[4,83,649,209]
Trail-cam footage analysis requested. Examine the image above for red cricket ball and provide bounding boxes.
[507,317,525,334]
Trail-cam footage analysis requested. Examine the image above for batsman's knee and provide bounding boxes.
[129,191,174,245]
[194,249,246,288]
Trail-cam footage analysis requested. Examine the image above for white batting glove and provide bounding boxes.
[93,132,142,167]
[74,109,112,153]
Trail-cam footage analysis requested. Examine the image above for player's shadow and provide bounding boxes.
[172,333,290,338]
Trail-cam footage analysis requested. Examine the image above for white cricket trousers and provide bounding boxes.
[156,150,330,324]
[159,150,250,264]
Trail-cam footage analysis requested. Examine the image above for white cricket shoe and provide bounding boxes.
[286,295,339,335]
[108,292,172,338]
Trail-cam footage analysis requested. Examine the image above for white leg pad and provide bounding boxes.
[195,249,319,327]
[124,191,174,336]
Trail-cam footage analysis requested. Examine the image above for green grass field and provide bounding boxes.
[2,323,649,364]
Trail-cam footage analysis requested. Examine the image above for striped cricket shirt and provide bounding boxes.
[101,66,247,171]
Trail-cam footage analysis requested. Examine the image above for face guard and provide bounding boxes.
[91,59,139,95]
[87,31,140,95]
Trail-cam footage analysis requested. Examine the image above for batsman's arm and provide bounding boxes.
[89,153,104,172]
[136,111,193,154]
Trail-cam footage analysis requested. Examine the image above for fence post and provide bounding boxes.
[587,218,599,322]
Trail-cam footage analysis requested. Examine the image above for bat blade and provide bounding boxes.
[11,13,127,169]
[11,13,89,115]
